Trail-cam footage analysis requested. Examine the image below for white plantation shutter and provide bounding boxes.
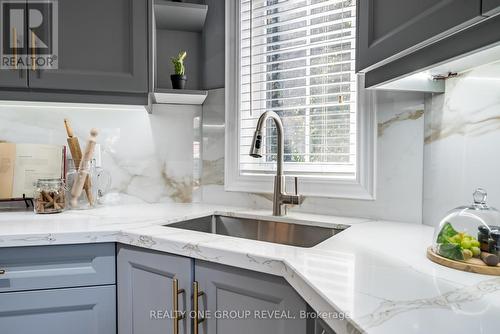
[239,0,357,179]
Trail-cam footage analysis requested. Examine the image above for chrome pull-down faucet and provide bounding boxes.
[249,111,303,216]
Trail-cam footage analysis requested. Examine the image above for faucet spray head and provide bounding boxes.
[249,130,263,158]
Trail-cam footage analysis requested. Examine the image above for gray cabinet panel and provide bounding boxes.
[356,0,482,72]
[28,0,148,93]
[194,260,307,334]
[0,243,115,293]
[0,285,116,334]
[365,14,500,87]
[0,70,28,88]
[314,318,336,334]
[202,0,225,89]
[117,245,193,334]
[483,0,500,15]
[0,0,28,88]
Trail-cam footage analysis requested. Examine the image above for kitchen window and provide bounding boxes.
[225,0,376,199]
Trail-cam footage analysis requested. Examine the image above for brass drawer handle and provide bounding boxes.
[172,278,185,334]
[193,281,205,334]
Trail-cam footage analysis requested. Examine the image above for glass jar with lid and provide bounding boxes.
[432,188,500,262]
[33,178,66,214]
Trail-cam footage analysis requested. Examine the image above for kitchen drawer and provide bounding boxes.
[0,243,115,293]
[0,285,116,334]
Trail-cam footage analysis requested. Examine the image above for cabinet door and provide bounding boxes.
[0,0,28,88]
[483,0,500,16]
[0,69,27,88]
[313,318,336,334]
[0,285,116,334]
[117,245,193,334]
[356,0,482,72]
[0,243,115,293]
[28,0,148,93]
[194,260,307,334]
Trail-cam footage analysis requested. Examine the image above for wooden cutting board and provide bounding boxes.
[427,247,500,276]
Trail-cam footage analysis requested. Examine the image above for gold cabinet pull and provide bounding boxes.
[31,31,36,71]
[193,281,205,334]
[172,278,185,334]
[0,269,5,275]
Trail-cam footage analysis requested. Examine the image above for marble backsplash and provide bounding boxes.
[423,60,500,226]
[8,59,496,225]
[0,101,201,207]
[201,88,426,224]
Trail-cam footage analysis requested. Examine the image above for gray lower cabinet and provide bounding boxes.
[28,0,148,93]
[117,246,311,334]
[312,318,335,334]
[194,260,307,334]
[117,244,193,334]
[356,0,482,72]
[0,243,115,293]
[0,285,116,334]
[0,243,116,334]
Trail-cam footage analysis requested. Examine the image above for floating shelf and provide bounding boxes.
[151,89,208,105]
[154,1,208,32]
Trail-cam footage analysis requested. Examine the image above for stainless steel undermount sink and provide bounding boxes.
[166,215,346,248]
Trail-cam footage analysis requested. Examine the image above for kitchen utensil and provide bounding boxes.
[64,119,93,205]
[70,129,98,208]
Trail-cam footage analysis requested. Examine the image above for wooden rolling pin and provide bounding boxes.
[64,119,94,205]
[480,252,499,266]
[70,129,98,208]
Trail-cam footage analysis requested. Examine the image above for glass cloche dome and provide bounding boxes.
[433,188,500,262]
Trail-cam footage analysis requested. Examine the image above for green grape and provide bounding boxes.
[471,246,481,257]
[462,249,473,260]
[461,239,472,249]
[471,239,480,248]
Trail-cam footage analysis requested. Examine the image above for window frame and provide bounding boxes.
[224,0,376,200]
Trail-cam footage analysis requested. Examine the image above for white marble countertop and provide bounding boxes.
[0,203,499,334]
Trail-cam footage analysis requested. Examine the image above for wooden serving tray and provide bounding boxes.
[427,247,500,276]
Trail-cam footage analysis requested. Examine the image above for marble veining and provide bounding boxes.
[423,60,500,226]
[359,278,500,329]
[378,109,424,137]
[0,101,201,206]
[0,203,498,334]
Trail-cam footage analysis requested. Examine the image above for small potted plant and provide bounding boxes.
[170,51,187,89]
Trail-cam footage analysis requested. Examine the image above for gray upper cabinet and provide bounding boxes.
[356,0,482,72]
[194,260,308,334]
[483,0,500,16]
[0,0,27,88]
[117,245,193,334]
[29,0,148,93]
[0,68,27,88]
